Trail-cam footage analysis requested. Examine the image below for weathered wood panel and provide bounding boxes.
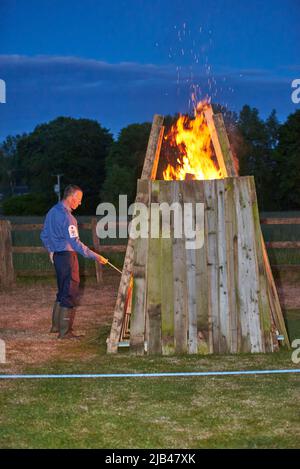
[159,181,175,355]
[182,182,198,354]
[260,218,300,225]
[194,181,209,354]
[204,180,220,352]
[224,178,240,353]
[249,177,274,352]
[213,113,237,177]
[146,180,162,354]
[172,182,188,353]
[216,179,230,353]
[130,179,150,354]
[107,114,164,353]
[91,217,103,284]
[129,177,288,355]
[0,220,15,290]
[234,177,262,352]
[204,106,227,178]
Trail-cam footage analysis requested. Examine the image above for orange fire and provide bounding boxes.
[163,100,222,181]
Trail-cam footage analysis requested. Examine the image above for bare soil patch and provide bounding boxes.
[0,271,299,373]
[0,273,120,373]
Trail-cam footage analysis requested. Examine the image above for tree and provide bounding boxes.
[274,110,300,209]
[0,134,27,193]
[265,109,280,150]
[236,105,278,210]
[101,123,151,207]
[17,117,113,213]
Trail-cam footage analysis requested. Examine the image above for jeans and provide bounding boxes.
[53,251,80,308]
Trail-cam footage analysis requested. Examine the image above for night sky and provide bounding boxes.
[0,0,299,141]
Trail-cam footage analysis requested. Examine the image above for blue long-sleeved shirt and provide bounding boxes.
[40,201,97,260]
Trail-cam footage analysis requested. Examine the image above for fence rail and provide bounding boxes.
[0,217,300,290]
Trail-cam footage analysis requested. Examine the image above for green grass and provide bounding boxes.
[0,311,299,449]
[1,213,299,448]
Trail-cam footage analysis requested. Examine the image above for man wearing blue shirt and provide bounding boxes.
[41,184,108,339]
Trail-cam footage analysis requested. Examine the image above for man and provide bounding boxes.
[41,184,108,339]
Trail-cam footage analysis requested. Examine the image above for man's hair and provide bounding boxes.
[63,184,83,199]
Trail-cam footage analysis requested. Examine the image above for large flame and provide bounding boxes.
[163,100,222,181]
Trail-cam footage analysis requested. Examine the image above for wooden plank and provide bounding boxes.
[130,179,150,354]
[16,269,95,277]
[107,114,164,354]
[11,223,93,231]
[159,180,175,355]
[249,176,273,352]
[216,179,230,353]
[98,245,127,253]
[234,177,262,352]
[261,233,290,348]
[271,264,300,270]
[260,218,300,225]
[147,304,162,354]
[224,178,240,353]
[265,241,300,249]
[150,125,165,180]
[0,220,15,290]
[107,236,135,353]
[141,115,164,180]
[91,217,103,284]
[213,113,237,177]
[11,223,44,231]
[204,105,227,178]
[233,177,251,352]
[12,245,126,254]
[194,181,209,354]
[172,181,188,353]
[12,246,46,253]
[146,180,162,354]
[182,181,198,354]
[204,180,219,353]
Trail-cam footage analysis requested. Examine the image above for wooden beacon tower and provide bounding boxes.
[107,107,290,355]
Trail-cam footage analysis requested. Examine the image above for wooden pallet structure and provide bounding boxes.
[107,107,290,355]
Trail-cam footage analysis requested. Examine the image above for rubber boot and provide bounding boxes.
[50,301,60,333]
[58,307,82,340]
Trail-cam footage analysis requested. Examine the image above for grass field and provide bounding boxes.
[0,309,299,449]
[0,212,299,449]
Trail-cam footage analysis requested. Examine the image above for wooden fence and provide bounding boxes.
[0,217,299,290]
[0,218,126,289]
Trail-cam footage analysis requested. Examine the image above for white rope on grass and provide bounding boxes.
[0,369,300,379]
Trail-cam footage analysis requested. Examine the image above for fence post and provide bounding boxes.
[91,217,103,284]
[0,220,15,290]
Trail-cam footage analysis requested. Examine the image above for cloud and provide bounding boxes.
[0,54,299,141]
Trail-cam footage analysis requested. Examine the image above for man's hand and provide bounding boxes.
[49,252,54,264]
[97,254,108,265]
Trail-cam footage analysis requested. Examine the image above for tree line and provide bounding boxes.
[0,105,299,215]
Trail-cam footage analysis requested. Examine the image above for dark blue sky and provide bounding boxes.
[0,0,299,141]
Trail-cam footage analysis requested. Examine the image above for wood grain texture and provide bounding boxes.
[130,179,150,354]
[0,220,15,290]
[107,114,164,353]
[146,180,162,354]
[172,181,188,353]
